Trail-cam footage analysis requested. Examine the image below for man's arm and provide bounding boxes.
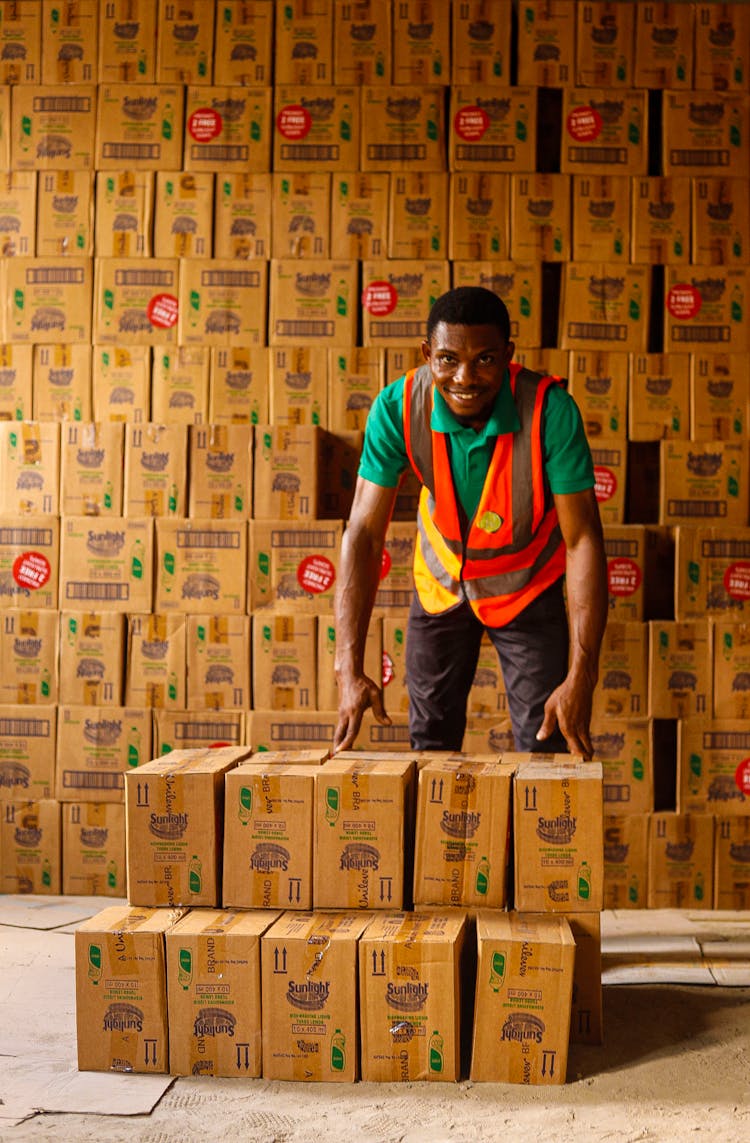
[332,476,399,753]
[536,488,608,759]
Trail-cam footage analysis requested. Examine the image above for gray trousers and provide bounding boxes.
[405,580,570,753]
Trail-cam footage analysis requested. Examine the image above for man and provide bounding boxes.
[333,286,607,759]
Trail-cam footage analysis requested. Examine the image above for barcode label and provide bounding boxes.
[668,500,726,517]
[175,721,240,740]
[371,724,410,743]
[0,717,51,736]
[65,582,130,600]
[177,530,240,549]
[274,320,335,337]
[567,322,628,341]
[568,146,628,164]
[101,143,161,160]
[34,96,92,112]
[603,784,631,803]
[370,321,424,338]
[114,269,175,286]
[27,267,85,284]
[271,529,338,548]
[672,326,730,343]
[592,449,622,464]
[190,144,249,162]
[375,589,413,607]
[366,144,426,161]
[62,770,124,789]
[270,721,335,742]
[669,149,729,167]
[702,540,750,558]
[0,526,54,545]
[280,144,339,161]
[201,270,260,287]
[456,144,515,162]
[604,539,640,556]
[704,732,750,750]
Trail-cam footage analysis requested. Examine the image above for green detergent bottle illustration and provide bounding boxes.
[239,785,252,825]
[188,855,202,895]
[325,786,340,826]
[428,1031,444,1074]
[331,1028,346,1072]
[489,950,506,992]
[577,860,592,902]
[88,942,102,985]
[475,855,490,896]
[178,947,193,991]
[107,861,117,890]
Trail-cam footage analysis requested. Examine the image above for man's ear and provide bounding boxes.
[420,339,431,363]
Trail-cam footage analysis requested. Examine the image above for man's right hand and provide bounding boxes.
[332,672,391,754]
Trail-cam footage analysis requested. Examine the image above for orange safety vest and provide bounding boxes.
[403,361,567,626]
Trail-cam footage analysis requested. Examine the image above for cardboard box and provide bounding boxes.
[648,811,715,909]
[273,86,358,173]
[94,258,179,347]
[268,258,356,347]
[0,170,36,255]
[359,910,467,1082]
[319,428,360,521]
[0,421,59,516]
[212,0,273,86]
[377,615,408,715]
[633,2,695,90]
[253,610,316,710]
[74,905,184,1074]
[274,0,333,85]
[186,614,249,711]
[572,174,631,263]
[253,424,320,520]
[223,762,316,909]
[714,814,750,909]
[156,0,214,85]
[694,3,750,92]
[0,797,60,895]
[590,437,626,524]
[213,172,271,260]
[59,422,124,517]
[659,439,748,526]
[330,171,389,260]
[248,519,341,611]
[62,801,126,897]
[677,718,750,816]
[327,346,383,432]
[97,0,157,82]
[388,171,448,260]
[575,0,635,87]
[183,85,271,173]
[692,176,750,266]
[188,423,252,519]
[166,908,280,1078]
[392,1,449,85]
[357,709,413,752]
[0,516,59,611]
[59,515,153,613]
[154,171,213,259]
[467,634,508,716]
[94,170,153,258]
[567,348,628,441]
[567,912,602,1045]
[449,86,536,173]
[0,607,58,705]
[269,347,328,428]
[471,911,575,1085]
[461,713,515,754]
[648,620,713,718]
[589,717,653,815]
[559,262,650,354]
[242,748,330,766]
[664,266,749,353]
[125,613,186,710]
[372,521,416,614]
[513,348,570,379]
[262,910,369,1082]
[603,812,650,909]
[41,0,98,85]
[91,345,151,424]
[662,91,749,179]
[313,757,414,910]
[151,346,209,426]
[628,352,690,441]
[513,758,604,911]
[675,524,750,620]
[454,260,543,347]
[361,259,450,348]
[413,758,513,909]
[691,351,749,442]
[153,709,245,755]
[96,84,183,171]
[123,423,187,518]
[509,172,569,262]
[125,745,250,906]
[630,176,691,264]
[592,620,648,720]
[178,258,267,347]
[11,84,95,170]
[0,343,32,421]
[33,343,92,423]
[360,85,446,172]
[450,171,510,261]
[451,0,512,85]
[317,612,381,712]
[713,620,750,719]
[58,610,125,707]
[0,704,56,800]
[0,86,8,169]
[2,257,92,345]
[154,518,247,614]
[333,0,390,85]
[209,345,269,424]
[55,704,151,802]
[0,0,41,85]
[560,89,648,176]
[247,709,338,753]
[517,1,575,86]
[271,171,330,259]
[36,167,93,255]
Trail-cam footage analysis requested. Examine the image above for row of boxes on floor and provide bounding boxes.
[5,1,747,92]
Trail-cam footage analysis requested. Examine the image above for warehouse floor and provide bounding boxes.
[1,897,750,1143]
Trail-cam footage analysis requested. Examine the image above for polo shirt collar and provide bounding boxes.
[431,369,520,437]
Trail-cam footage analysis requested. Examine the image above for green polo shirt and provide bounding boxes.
[358,370,594,521]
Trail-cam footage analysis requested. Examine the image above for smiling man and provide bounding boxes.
[333,286,607,759]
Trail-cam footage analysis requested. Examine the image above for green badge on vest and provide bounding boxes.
[477,510,503,533]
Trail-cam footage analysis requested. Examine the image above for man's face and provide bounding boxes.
[421,321,515,429]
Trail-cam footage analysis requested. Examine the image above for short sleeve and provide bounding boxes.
[542,384,595,495]
[358,376,411,489]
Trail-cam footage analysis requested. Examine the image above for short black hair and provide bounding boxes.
[426,286,511,343]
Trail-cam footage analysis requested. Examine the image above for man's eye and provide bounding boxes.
[478,355,494,365]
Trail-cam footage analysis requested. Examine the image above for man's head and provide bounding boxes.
[422,287,515,429]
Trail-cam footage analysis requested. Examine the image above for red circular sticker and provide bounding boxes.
[297,555,335,595]
[13,551,51,591]
[594,466,617,503]
[277,104,312,139]
[382,651,394,687]
[380,548,392,579]
[667,284,702,320]
[147,293,179,329]
[454,105,490,141]
[724,562,750,600]
[362,281,397,316]
[566,105,603,142]
[188,108,223,142]
[735,759,750,796]
[607,557,642,597]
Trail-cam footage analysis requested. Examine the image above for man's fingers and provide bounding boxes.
[369,686,392,726]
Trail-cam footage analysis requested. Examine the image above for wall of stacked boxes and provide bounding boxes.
[0,1,749,917]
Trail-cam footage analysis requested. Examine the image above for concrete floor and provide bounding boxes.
[1,896,750,1142]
